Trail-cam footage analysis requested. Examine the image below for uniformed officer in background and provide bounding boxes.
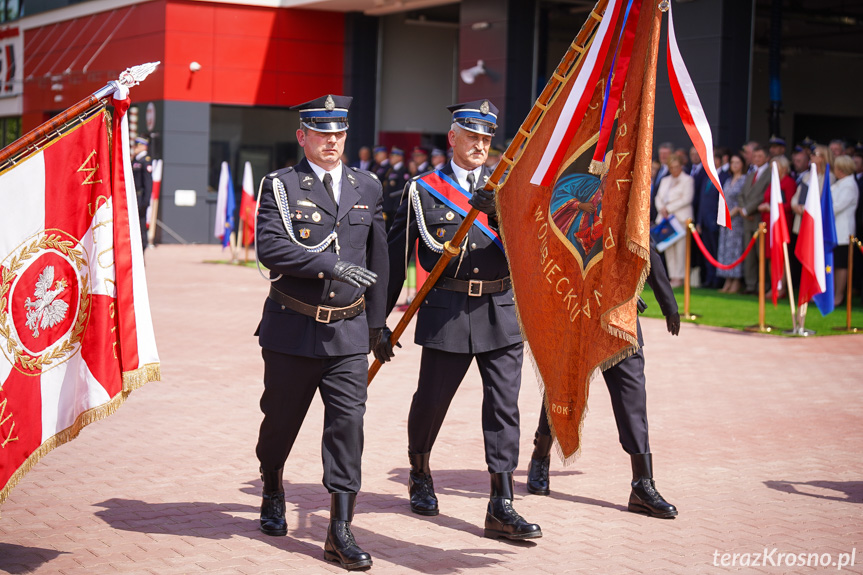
[374,100,541,541]
[382,147,408,230]
[131,136,153,251]
[525,239,680,519]
[254,94,388,570]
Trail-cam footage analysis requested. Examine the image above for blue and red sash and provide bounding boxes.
[415,170,504,251]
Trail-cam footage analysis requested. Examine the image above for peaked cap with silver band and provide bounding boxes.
[291,94,352,133]
[447,99,498,136]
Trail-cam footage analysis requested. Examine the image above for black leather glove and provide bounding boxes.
[332,260,377,288]
[666,311,681,336]
[636,296,647,314]
[468,185,496,215]
[369,327,383,351]
[372,326,400,364]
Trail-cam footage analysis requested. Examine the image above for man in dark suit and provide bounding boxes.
[374,100,541,541]
[350,145,375,172]
[738,145,771,294]
[131,136,153,251]
[254,94,388,571]
[525,239,681,519]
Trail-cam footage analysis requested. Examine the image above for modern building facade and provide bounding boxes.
[1,0,860,244]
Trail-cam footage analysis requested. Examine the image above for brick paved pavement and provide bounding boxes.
[1,244,861,575]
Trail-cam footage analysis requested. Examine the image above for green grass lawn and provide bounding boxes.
[640,286,863,336]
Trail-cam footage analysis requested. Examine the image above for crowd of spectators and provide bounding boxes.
[655,136,862,307]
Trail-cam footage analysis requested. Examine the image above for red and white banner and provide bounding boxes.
[769,161,790,306]
[240,161,256,247]
[795,164,826,305]
[0,98,159,508]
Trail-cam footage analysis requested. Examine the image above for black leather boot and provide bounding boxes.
[526,433,553,495]
[408,451,439,516]
[259,467,287,536]
[628,453,678,518]
[483,472,542,540]
[324,493,373,571]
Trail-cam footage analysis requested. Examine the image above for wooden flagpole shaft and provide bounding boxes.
[834,234,859,333]
[782,243,797,331]
[368,0,611,385]
[0,62,159,167]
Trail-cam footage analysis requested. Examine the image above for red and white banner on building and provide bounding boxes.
[0,99,159,508]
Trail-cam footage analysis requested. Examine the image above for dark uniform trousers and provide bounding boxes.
[388,163,524,474]
[536,241,676,456]
[254,158,388,494]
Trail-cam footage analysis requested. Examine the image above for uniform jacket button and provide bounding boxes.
[318,272,325,279]
[281,305,285,310]
[329,292,336,298]
[470,243,477,249]
[473,267,479,274]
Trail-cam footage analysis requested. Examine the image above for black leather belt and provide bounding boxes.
[269,286,365,323]
[435,276,512,297]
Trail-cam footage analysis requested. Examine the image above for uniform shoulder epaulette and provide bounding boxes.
[351,166,379,181]
[267,166,294,178]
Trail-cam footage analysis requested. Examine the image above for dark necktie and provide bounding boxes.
[466,172,476,194]
[323,172,337,207]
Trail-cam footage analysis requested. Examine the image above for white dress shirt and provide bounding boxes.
[307,160,343,205]
[449,160,483,192]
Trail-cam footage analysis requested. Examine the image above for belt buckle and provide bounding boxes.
[468,279,483,297]
[316,306,333,323]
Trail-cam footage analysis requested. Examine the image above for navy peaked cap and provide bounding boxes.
[447,99,498,136]
[291,94,352,133]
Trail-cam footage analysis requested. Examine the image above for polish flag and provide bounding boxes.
[239,161,256,247]
[768,161,790,306]
[795,164,825,306]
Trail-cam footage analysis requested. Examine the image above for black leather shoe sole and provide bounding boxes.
[483,527,543,540]
[526,483,550,496]
[410,503,440,516]
[324,550,373,570]
[259,523,287,536]
[628,501,678,518]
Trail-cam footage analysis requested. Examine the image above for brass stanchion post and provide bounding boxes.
[745,223,773,332]
[834,235,861,333]
[683,219,700,320]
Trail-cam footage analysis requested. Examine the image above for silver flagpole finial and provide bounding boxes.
[117,62,160,88]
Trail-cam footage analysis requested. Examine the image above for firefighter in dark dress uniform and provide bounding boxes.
[374,100,541,540]
[382,147,408,231]
[131,136,152,251]
[525,239,680,519]
[253,94,388,570]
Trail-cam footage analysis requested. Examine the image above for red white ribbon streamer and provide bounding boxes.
[666,3,731,229]
[531,0,623,187]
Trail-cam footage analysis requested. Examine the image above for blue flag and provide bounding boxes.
[223,169,236,249]
[812,166,837,315]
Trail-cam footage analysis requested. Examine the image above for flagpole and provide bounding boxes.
[0,63,160,167]
[367,0,611,385]
[745,223,771,332]
[833,234,860,333]
[782,243,797,332]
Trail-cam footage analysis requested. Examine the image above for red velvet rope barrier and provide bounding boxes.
[690,225,759,270]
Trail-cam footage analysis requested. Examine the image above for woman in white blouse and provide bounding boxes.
[831,155,859,306]
[654,156,694,287]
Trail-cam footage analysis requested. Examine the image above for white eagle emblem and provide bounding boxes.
[24,266,70,338]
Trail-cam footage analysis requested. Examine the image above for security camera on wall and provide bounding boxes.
[460,60,486,85]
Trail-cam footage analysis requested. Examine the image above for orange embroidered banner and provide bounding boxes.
[498,1,661,460]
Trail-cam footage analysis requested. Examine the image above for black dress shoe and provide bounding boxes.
[628,453,678,518]
[408,451,439,516]
[324,493,373,571]
[259,467,287,536]
[483,472,542,540]
[526,433,553,495]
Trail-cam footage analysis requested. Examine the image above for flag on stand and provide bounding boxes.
[795,164,826,308]
[0,93,160,508]
[768,161,790,306]
[240,161,256,247]
[498,0,661,460]
[811,168,837,316]
[214,161,235,248]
